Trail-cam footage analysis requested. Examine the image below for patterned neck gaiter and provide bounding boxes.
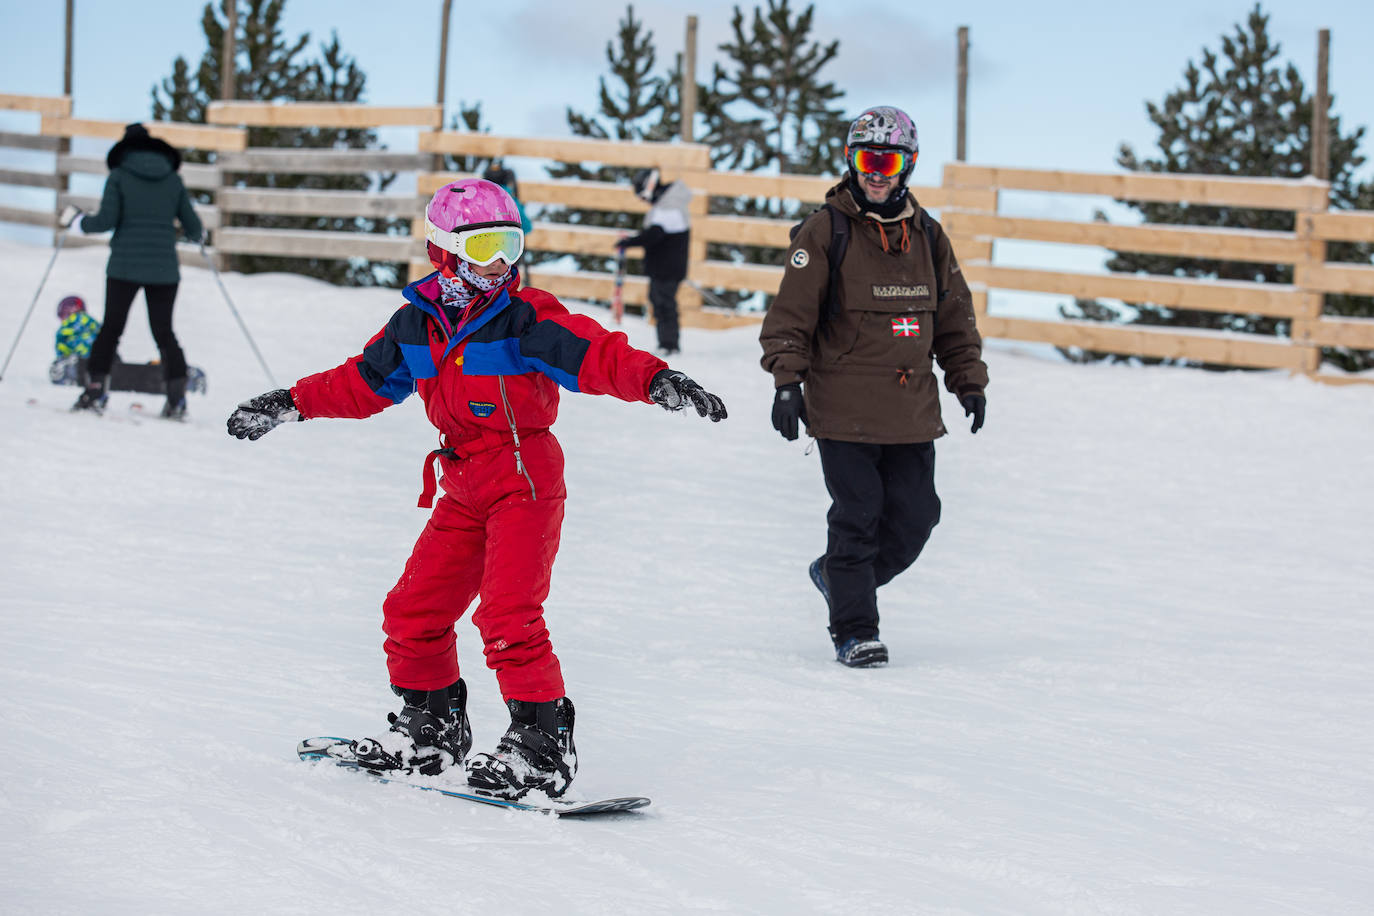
[436,273,478,312]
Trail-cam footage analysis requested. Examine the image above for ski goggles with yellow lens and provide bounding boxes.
[849,147,912,177]
[425,221,525,266]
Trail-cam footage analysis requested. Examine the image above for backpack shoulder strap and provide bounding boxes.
[819,203,850,328]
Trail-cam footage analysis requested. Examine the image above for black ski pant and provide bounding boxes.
[87,277,186,381]
[648,276,681,351]
[816,439,941,644]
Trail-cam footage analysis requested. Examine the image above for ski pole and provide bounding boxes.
[685,279,736,311]
[201,242,277,387]
[0,228,68,383]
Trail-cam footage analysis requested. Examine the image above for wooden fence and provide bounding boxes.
[2,94,1372,381]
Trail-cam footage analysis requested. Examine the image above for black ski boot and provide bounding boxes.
[72,374,108,413]
[161,376,188,420]
[467,697,577,799]
[351,679,472,776]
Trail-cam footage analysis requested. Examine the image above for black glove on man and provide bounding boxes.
[960,392,986,434]
[771,383,807,441]
[649,369,727,422]
[227,388,303,440]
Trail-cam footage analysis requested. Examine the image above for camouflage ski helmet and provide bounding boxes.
[845,106,918,155]
[844,106,919,200]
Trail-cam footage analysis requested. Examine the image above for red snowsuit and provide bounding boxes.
[291,273,666,701]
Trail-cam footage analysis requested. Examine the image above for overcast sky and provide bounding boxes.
[1,0,1371,186]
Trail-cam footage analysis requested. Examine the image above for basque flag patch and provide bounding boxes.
[891,316,920,337]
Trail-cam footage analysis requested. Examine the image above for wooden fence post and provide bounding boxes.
[1292,181,1333,375]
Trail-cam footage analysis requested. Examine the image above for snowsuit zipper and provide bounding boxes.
[499,376,537,499]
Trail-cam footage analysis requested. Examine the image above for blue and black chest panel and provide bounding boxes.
[355,277,594,404]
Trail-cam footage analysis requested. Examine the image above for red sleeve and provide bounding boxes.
[290,328,395,420]
[522,288,667,403]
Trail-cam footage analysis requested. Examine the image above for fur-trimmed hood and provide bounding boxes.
[106,123,181,173]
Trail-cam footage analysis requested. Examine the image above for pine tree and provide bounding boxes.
[701,0,845,176]
[698,0,846,307]
[151,0,404,287]
[1061,4,1374,371]
[538,4,676,276]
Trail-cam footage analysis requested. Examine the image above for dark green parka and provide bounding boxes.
[79,125,202,285]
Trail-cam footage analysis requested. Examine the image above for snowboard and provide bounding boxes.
[49,355,207,396]
[297,737,650,817]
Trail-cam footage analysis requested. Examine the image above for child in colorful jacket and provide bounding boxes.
[227,178,726,799]
[54,295,101,359]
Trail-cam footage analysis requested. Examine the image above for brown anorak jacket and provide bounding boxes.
[760,182,988,443]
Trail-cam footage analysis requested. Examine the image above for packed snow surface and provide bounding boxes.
[2,240,1371,914]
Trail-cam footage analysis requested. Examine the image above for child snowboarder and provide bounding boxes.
[49,294,207,400]
[227,178,727,800]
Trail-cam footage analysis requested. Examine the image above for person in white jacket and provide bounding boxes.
[616,169,691,355]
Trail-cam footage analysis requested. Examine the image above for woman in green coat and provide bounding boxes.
[63,123,203,418]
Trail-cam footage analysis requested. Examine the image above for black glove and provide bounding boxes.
[960,392,986,434]
[649,369,727,422]
[771,383,808,441]
[227,389,302,440]
[58,205,83,229]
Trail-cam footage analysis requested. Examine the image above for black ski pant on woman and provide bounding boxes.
[87,277,186,381]
[816,439,941,645]
[648,276,681,351]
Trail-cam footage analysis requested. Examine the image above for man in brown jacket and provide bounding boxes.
[759,105,989,668]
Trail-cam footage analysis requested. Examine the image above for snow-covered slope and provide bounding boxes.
[2,239,1371,914]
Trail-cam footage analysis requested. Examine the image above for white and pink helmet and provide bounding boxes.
[424,178,525,276]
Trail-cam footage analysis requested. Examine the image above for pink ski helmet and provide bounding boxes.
[424,178,524,277]
[57,295,86,320]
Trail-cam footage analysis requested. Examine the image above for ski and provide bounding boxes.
[25,397,141,425]
[297,737,650,817]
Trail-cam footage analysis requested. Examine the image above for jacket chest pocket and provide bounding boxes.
[835,300,937,369]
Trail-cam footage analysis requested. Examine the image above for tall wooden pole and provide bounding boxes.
[222,0,237,99]
[58,0,74,243]
[682,15,698,143]
[63,0,74,96]
[436,0,453,113]
[956,26,969,161]
[1311,28,1329,182]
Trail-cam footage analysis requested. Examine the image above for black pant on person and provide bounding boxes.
[87,277,186,381]
[816,439,942,644]
[648,276,681,352]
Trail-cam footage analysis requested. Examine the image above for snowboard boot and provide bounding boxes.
[351,678,472,776]
[466,697,577,799]
[71,374,108,413]
[835,637,889,668]
[161,376,188,421]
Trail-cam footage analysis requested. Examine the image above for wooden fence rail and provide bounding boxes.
[2,96,1371,381]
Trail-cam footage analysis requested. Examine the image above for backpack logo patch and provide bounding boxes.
[790,248,810,269]
[468,401,497,418]
[872,284,930,299]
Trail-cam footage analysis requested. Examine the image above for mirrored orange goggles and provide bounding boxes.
[850,147,911,177]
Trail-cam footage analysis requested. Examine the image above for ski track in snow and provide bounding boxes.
[1,240,1372,914]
